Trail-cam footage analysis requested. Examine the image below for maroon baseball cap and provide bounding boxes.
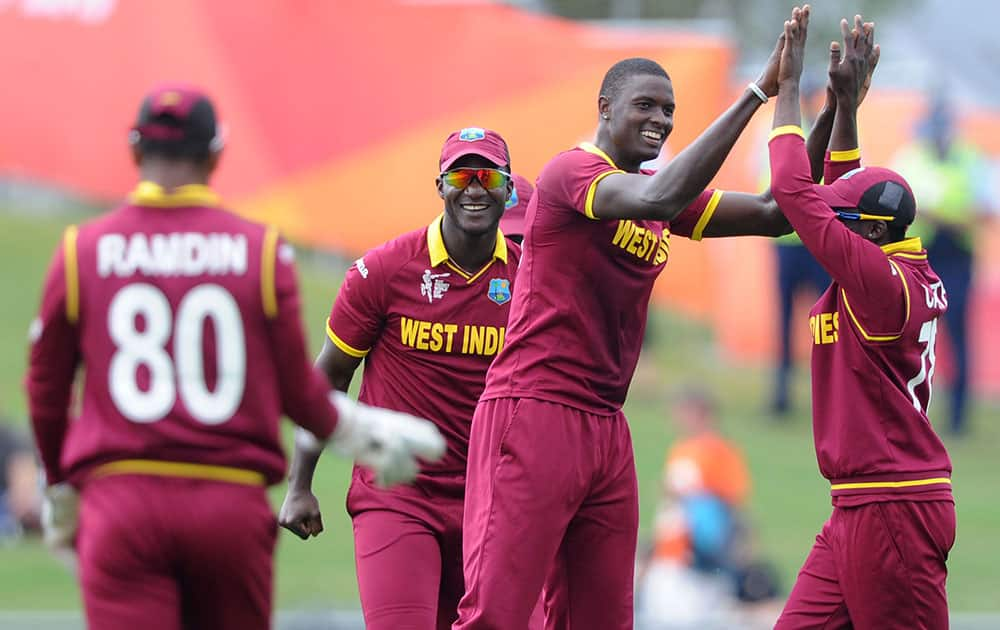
[131,84,220,148]
[439,127,510,171]
[500,173,535,237]
[813,166,917,227]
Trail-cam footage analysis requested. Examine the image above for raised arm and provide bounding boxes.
[590,32,786,221]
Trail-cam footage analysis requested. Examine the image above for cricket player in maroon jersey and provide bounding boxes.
[769,8,955,629]
[279,128,561,629]
[450,24,809,630]
[24,85,444,630]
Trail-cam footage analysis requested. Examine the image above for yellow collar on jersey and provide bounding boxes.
[129,181,220,208]
[579,142,619,168]
[427,213,508,267]
[881,237,923,256]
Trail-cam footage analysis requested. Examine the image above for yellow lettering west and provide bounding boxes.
[443,323,458,352]
[626,226,646,255]
[612,220,635,247]
[400,316,420,347]
[498,326,505,353]
[415,320,432,350]
[833,312,839,343]
[429,322,444,352]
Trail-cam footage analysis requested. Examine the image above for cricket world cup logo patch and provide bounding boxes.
[487,278,511,305]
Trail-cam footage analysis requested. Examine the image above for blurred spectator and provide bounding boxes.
[498,172,534,244]
[892,91,993,435]
[0,423,43,540]
[636,389,779,628]
[767,79,830,416]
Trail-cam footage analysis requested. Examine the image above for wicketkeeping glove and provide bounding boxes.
[41,483,79,550]
[296,392,446,487]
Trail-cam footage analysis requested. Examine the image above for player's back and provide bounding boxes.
[62,185,291,484]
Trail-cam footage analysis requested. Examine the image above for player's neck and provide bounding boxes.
[440,219,497,272]
[138,161,211,192]
[593,133,641,173]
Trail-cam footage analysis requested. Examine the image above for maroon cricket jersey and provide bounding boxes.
[25,182,339,486]
[482,143,723,413]
[327,214,520,482]
[770,130,952,505]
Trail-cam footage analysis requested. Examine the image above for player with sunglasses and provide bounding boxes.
[279,128,553,629]
[770,9,954,628]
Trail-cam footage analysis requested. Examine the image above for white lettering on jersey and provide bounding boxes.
[923,281,948,310]
[98,233,248,278]
[355,257,369,278]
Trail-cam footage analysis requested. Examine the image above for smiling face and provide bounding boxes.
[436,154,511,236]
[600,73,675,169]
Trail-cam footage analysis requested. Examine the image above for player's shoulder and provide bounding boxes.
[540,145,608,176]
[358,225,430,276]
[75,202,270,243]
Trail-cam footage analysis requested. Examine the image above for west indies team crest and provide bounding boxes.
[487,278,511,305]
[459,127,486,142]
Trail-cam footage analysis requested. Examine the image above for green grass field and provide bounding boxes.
[0,208,997,612]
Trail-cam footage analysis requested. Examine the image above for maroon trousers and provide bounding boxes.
[776,500,956,630]
[454,397,639,630]
[77,474,277,630]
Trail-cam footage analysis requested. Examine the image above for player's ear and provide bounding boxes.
[204,150,221,177]
[436,176,446,199]
[598,94,611,121]
[869,220,887,241]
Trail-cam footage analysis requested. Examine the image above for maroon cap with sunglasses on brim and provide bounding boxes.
[499,173,535,238]
[131,84,220,148]
[439,127,510,171]
[814,166,917,226]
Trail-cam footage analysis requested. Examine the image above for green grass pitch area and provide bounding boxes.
[0,208,997,612]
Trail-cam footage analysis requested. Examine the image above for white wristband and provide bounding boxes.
[747,82,768,104]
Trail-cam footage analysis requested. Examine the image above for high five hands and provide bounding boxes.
[775,6,880,107]
[829,14,880,108]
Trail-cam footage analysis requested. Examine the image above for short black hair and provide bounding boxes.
[599,58,670,102]
[135,114,214,163]
[887,224,908,242]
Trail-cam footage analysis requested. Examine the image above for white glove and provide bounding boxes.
[41,483,79,550]
[297,392,446,487]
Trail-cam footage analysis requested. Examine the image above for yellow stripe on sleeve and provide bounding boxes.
[830,147,861,161]
[689,190,724,241]
[261,226,279,319]
[768,125,806,141]
[326,319,369,358]
[63,225,79,325]
[583,169,625,220]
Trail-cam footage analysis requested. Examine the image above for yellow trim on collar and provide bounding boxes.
[578,142,619,168]
[830,148,861,161]
[63,225,79,325]
[427,214,507,267]
[768,125,806,141]
[129,181,220,208]
[881,237,923,255]
[690,190,724,241]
